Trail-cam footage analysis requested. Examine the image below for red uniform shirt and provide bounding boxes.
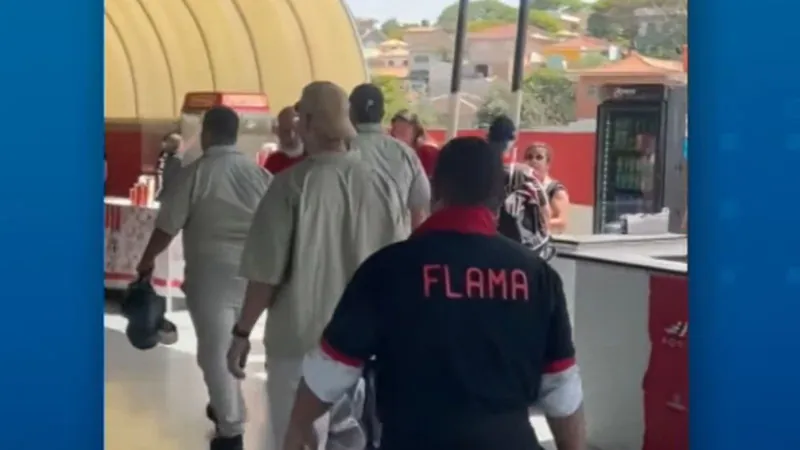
[264,151,305,174]
[414,143,439,178]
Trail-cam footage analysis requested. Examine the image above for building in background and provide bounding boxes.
[466,24,555,82]
[551,10,584,38]
[355,18,388,61]
[541,36,616,69]
[403,26,454,60]
[427,93,485,130]
[572,51,686,119]
[355,18,378,36]
[367,39,410,78]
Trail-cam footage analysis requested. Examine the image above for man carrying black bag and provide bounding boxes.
[121,270,177,350]
[281,137,586,450]
[137,106,271,450]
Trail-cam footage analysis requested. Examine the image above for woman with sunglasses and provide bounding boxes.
[487,116,553,258]
[522,143,570,234]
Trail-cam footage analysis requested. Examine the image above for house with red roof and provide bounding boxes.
[541,36,616,68]
[571,51,687,119]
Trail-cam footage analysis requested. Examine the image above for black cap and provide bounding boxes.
[487,114,516,143]
[349,83,385,124]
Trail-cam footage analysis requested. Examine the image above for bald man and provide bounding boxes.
[264,105,306,174]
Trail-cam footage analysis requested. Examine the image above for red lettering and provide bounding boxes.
[422,265,440,298]
[510,269,529,301]
[465,267,485,298]
[488,269,508,300]
[444,265,463,299]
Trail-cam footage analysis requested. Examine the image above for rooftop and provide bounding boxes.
[379,39,408,48]
[544,36,611,52]
[404,26,442,34]
[573,51,685,77]
[468,23,552,41]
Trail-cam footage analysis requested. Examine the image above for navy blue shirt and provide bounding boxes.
[321,207,575,447]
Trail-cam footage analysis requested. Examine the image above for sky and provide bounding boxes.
[345,0,518,23]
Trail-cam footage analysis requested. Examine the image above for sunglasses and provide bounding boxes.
[524,153,546,161]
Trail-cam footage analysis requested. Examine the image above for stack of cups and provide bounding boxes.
[129,183,149,206]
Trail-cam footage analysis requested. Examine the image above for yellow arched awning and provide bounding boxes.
[104,0,368,120]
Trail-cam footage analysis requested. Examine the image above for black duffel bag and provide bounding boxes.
[121,272,178,350]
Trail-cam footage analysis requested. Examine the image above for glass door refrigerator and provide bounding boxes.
[593,84,687,234]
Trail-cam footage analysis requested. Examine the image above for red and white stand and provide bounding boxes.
[104,196,185,311]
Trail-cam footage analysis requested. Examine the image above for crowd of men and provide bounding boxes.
[136,80,585,450]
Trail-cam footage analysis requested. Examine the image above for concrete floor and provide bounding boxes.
[104,312,559,450]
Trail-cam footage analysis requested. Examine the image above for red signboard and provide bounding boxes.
[643,274,688,450]
[181,92,270,113]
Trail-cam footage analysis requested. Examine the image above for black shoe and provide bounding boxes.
[206,403,218,424]
[210,434,243,450]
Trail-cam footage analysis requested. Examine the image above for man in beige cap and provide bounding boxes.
[226,81,406,449]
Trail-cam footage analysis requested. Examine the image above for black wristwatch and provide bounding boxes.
[232,324,251,339]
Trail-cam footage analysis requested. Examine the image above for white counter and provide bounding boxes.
[550,234,688,450]
[104,196,184,310]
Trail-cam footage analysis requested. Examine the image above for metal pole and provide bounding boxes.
[446,0,470,140]
[510,0,532,132]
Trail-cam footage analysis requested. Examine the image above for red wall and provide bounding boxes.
[105,123,597,207]
[105,120,175,197]
[427,129,596,206]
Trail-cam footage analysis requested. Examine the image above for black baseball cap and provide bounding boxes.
[487,114,516,143]
[349,83,385,123]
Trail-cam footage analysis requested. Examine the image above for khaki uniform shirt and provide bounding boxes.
[351,123,431,235]
[240,151,406,358]
[156,145,272,271]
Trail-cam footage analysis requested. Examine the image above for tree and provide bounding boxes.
[532,0,585,12]
[467,19,509,32]
[371,75,409,124]
[437,0,586,31]
[437,0,567,35]
[571,52,610,69]
[586,0,686,58]
[529,10,563,33]
[475,68,575,128]
[380,19,405,40]
[436,0,517,31]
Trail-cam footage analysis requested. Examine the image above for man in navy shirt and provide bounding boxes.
[282,137,586,450]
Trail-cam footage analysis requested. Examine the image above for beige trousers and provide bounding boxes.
[266,357,331,450]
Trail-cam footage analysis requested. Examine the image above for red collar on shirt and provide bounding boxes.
[412,206,497,237]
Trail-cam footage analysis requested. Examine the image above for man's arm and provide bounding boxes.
[284,255,383,446]
[235,178,294,333]
[158,155,184,199]
[537,266,586,450]
[137,168,193,273]
[406,150,431,229]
